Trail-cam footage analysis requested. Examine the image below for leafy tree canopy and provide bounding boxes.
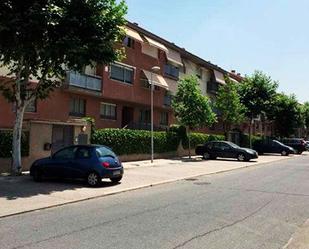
[0,0,127,101]
[215,77,246,134]
[172,75,216,129]
[271,93,304,137]
[238,71,278,119]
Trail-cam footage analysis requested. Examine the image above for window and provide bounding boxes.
[140,76,160,91]
[123,36,135,48]
[160,112,168,126]
[110,63,134,84]
[53,147,77,159]
[25,99,37,113]
[96,147,117,158]
[164,64,179,79]
[140,109,151,124]
[76,148,91,159]
[69,98,86,117]
[164,92,172,107]
[100,103,117,120]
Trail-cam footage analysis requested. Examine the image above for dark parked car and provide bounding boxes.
[306,141,309,151]
[195,141,258,161]
[30,145,124,186]
[253,139,294,156]
[281,138,307,154]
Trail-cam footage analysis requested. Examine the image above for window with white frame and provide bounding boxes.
[110,63,134,84]
[100,103,117,120]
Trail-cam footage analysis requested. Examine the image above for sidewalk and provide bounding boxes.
[0,154,298,218]
[283,219,309,249]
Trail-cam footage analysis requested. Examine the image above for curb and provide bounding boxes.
[0,155,295,219]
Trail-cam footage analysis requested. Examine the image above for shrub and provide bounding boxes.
[0,131,29,158]
[92,129,179,155]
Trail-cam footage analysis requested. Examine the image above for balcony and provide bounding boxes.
[66,71,102,92]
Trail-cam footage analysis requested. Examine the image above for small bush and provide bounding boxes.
[0,131,29,158]
[92,129,179,155]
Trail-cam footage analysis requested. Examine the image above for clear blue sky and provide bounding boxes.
[125,0,309,103]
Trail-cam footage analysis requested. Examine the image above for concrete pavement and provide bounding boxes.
[0,154,300,218]
[283,219,309,249]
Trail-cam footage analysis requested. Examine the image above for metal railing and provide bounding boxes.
[66,71,102,91]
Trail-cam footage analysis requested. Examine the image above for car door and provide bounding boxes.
[213,142,232,158]
[220,143,235,158]
[69,147,93,179]
[271,141,281,153]
[48,147,77,178]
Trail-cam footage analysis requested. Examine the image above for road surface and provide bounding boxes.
[1,155,309,249]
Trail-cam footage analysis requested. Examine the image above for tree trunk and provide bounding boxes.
[249,118,253,148]
[12,104,25,175]
[187,127,191,159]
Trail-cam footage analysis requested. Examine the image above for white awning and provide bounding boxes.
[124,27,143,42]
[214,70,225,84]
[143,36,168,52]
[142,70,169,89]
[166,49,183,67]
[229,77,239,83]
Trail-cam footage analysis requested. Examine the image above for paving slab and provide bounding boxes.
[0,153,302,218]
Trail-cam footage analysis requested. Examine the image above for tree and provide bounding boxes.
[302,102,309,138]
[271,93,304,137]
[172,75,216,158]
[215,77,246,140]
[238,71,278,147]
[0,0,127,175]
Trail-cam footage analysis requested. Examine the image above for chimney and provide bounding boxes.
[237,73,241,76]
[133,22,139,26]
[231,70,236,73]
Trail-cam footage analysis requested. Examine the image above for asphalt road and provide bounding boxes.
[1,155,309,249]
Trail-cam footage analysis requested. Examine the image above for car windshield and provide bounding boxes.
[274,140,285,146]
[96,146,117,158]
[225,142,240,149]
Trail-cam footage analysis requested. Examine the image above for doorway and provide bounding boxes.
[122,106,134,128]
[51,125,74,154]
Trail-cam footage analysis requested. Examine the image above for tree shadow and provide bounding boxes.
[0,175,119,200]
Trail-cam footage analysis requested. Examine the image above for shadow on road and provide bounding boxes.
[0,175,119,200]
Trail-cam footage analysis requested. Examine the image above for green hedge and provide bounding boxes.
[0,131,29,158]
[92,129,179,155]
[182,133,225,149]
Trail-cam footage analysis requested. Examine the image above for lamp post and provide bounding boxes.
[150,66,160,163]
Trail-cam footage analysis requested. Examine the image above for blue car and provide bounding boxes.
[30,145,124,186]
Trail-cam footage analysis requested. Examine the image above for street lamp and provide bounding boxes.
[150,66,160,163]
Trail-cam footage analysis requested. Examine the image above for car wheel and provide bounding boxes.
[87,172,101,187]
[297,151,302,155]
[33,169,43,182]
[203,152,211,160]
[110,176,122,183]
[281,150,288,156]
[237,153,246,161]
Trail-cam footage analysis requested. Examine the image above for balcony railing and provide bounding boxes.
[66,71,102,91]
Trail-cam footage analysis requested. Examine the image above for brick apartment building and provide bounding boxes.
[0,21,247,169]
